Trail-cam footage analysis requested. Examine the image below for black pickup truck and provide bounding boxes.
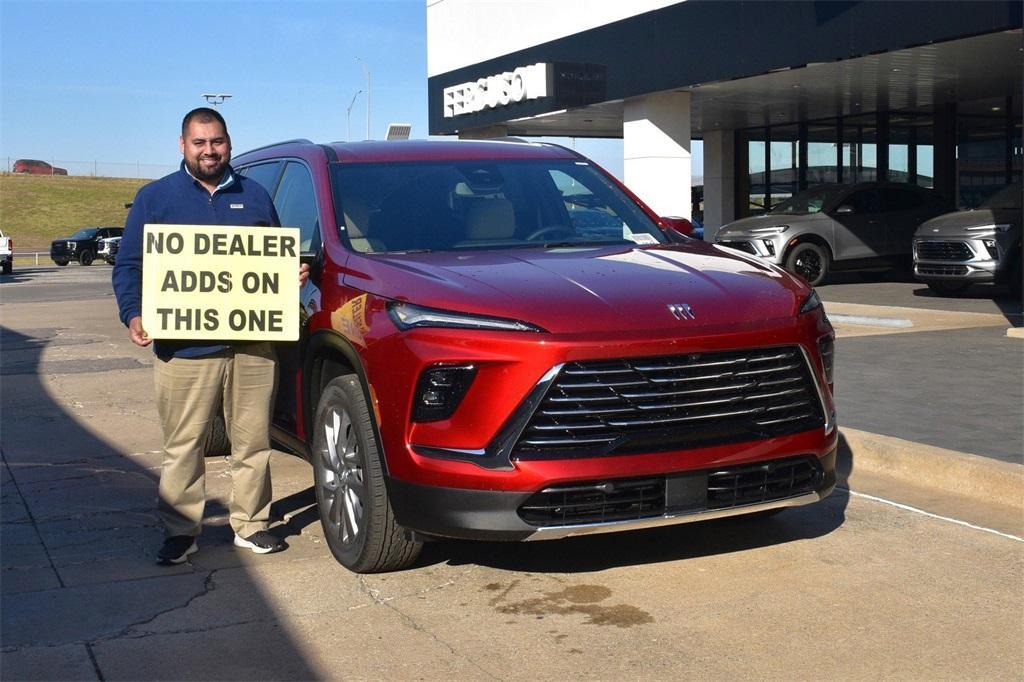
[50,226,123,266]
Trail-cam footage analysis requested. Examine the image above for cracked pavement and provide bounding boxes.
[2,266,1021,680]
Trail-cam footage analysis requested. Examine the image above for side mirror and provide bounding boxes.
[659,216,694,237]
[300,249,324,285]
[834,205,854,215]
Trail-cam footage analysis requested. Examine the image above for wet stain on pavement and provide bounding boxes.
[485,582,653,628]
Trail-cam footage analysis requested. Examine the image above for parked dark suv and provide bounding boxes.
[50,226,123,266]
[231,139,837,573]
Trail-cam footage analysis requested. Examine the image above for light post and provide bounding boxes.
[346,90,363,142]
[355,57,371,140]
[201,93,232,107]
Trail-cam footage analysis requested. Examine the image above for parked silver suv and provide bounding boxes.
[715,182,949,286]
[913,183,1022,296]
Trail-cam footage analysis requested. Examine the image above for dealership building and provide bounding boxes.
[426,0,1022,238]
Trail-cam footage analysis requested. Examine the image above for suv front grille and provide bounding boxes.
[916,240,973,261]
[518,457,823,527]
[514,346,824,459]
[917,264,969,277]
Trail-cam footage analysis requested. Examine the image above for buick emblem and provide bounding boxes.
[668,303,696,320]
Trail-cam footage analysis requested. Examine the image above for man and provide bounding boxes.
[113,107,308,565]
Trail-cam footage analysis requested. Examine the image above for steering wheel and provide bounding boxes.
[526,225,574,241]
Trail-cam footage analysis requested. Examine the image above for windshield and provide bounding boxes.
[330,159,667,253]
[71,228,100,239]
[980,183,1022,210]
[769,185,846,215]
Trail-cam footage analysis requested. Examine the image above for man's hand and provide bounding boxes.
[299,262,310,286]
[128,316,152,347]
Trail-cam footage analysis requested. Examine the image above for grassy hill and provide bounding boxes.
[0,173,149,250]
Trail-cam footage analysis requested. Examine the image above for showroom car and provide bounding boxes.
[230,139,838,573]
[715,182,950,286]
[50,226,123,266]
[913,182,1022,296]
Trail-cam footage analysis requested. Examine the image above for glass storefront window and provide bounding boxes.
[747,134,767,214]
[769,125,799,210]
[889,112,934,188]
[842,114,877,182]
[807,123,838,185]
[958,98,1012,207]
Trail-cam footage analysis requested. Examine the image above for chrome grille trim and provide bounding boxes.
[514,346,829,458]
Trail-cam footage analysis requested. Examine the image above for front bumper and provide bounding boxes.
[914,237,1010,283]
[388,446,837,541]
[715,237,785,265]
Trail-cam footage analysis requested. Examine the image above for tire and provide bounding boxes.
[926,280,970,297]
[785,242,830,287]
[78,249,94,266]
[311,375,422,573]
[202,412,231,457]
[55,260,69,267]
[2,261,10,275]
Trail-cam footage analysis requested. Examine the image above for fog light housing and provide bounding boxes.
[763,240,776,256]
[412,365,477,422]
[982,239,999,259]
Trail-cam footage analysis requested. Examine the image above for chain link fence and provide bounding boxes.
[6,157,178,180]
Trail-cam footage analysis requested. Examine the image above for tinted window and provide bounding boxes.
[241,161,283,195]
[883,188,924,211]
[330,159,665,253]
[770,185,844,215]
[274,162,320,252]
[847,189,883,214]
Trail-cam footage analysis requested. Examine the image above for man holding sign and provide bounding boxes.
[113,107,308,564]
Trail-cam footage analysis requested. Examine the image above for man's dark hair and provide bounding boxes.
[181,107,228,137]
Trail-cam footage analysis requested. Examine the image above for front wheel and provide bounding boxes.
[785,242,830,287]
[54,260,69,267]
[311,374,421,573]
[926,280,970,297]
[78,250,94,266]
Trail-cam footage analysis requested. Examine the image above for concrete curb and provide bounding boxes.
[841,426,1023,509]
[1007,327,1023,339]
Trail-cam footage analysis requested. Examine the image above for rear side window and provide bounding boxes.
[241,161,284,195]
[883,188,924,211]
[273,162,320,252]
[848,189,883,214]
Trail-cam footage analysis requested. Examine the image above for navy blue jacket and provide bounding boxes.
[112,163,281,358]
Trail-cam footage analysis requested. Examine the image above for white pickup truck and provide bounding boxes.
[0,229,12,275]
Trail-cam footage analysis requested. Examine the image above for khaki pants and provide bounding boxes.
[153,343,277,538]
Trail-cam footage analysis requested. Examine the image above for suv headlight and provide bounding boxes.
[388,302,546,332]
[798,290,823,315]
[67,241,77,250]
[748,225,790,235]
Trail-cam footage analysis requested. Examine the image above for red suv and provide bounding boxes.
[232,139,838,573]
[13,159,68,175]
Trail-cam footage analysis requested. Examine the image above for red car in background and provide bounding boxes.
[231,139,838,573]
[13,159,67,175]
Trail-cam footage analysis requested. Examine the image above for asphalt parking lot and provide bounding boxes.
[2,264,1022,680]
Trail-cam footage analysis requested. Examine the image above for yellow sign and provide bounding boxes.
[142,224,301,341]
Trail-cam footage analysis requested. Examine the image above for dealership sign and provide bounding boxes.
[443,62,551,118]
[142,224,300,341]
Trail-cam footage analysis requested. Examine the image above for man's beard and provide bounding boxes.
[187,155,228,183]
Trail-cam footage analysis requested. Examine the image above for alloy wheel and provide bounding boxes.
[319,406,365,546]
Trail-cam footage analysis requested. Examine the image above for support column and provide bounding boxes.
[702,129,735,241]
[624,91,692,219]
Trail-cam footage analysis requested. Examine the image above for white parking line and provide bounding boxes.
[828,313,913,328]
[842,487,1023,542]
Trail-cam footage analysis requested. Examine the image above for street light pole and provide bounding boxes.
[346,90,363,142]
[200,93,232,107]
[356,57,371,140]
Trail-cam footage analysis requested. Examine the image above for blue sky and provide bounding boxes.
[1,1,695,181]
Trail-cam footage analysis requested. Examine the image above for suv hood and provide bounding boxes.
[346,242,809,335]
[916,208,1021,237]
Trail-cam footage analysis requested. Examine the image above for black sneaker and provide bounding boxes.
[233,530,286,555]
[157,535,198,565]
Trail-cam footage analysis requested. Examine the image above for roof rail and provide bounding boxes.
[237,138,313,156]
